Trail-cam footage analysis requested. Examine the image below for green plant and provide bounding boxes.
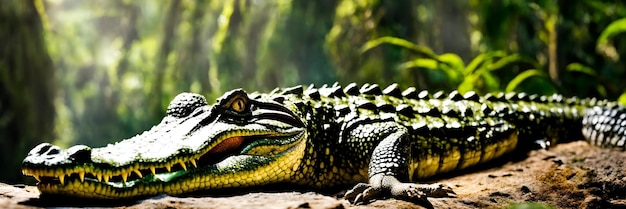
[361,36,547,93]
[566,18,626,102]
[597,18,626,61]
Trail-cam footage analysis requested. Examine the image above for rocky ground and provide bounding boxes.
[2,141,625,209]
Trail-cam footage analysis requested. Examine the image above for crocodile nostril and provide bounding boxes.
[47,148,60,155]
[68,145,92,163]
[30,143,62,156]
[36,144,53,155]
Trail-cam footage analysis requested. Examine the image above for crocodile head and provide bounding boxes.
[22,89,307,198]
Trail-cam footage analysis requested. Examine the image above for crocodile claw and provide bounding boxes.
[344,183,383,204]
[420,183,457,198]
[344,180,456,205]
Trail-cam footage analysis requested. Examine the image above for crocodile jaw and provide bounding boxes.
[22,128,307,199]
[22,90,308,198]
[30,134,306,199]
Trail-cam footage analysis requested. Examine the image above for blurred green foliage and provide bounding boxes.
[1,0,626,183]
[506,202,555,209]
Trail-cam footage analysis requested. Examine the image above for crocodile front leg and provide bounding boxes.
[343,122,456,205]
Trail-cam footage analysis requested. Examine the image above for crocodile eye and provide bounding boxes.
[217,89,251,114]
[225,94,249,113]
[232,98,246,113]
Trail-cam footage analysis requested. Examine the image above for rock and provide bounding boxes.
[520,185,531,194]
[2,141,625,209]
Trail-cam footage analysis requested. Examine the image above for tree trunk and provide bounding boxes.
[151,0,181,118]
[0,0,55,183]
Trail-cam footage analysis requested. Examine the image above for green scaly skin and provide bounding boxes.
[22,83,626,204]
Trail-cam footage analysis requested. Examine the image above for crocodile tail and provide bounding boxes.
[582,105,626,148]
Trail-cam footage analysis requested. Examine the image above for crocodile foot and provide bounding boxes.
[344,175,456,205]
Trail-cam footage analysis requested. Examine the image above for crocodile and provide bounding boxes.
[22,83,626,204]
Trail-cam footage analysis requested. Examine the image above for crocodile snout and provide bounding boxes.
[23,143,92,166]
[28,143,62,160]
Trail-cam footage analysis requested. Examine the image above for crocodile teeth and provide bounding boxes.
[103,175,110,183]
[166,164,172,172]
[97,174,102,182]
[59,175,65,184]
[180,162,187,171]
[150,166,156,175]
[121,172,128,183]
[33,175,41,182]
[190,159,197,168]
[79,172,85,182]
[133,170,143,178]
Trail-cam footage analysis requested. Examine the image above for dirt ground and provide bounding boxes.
[2,141,625,209]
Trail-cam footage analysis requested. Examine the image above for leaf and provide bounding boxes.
[464,51,507,75]
[619,92,626,106]
[360,36,440,60]
[505,69,550,92]
[462,53,539,93]
[399,58,462,84]
[439,53,465,71]
[566,63,608,97]
[481,72,500,92]
[597,18,626,47]
[456,71,499,93]
[438,53,465,81]
[597,18,626,61]
[457,74,481,93]
[565,63,597,77]
[399,58,439,70]
[596,85,608,98]
[487,54,541,72]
